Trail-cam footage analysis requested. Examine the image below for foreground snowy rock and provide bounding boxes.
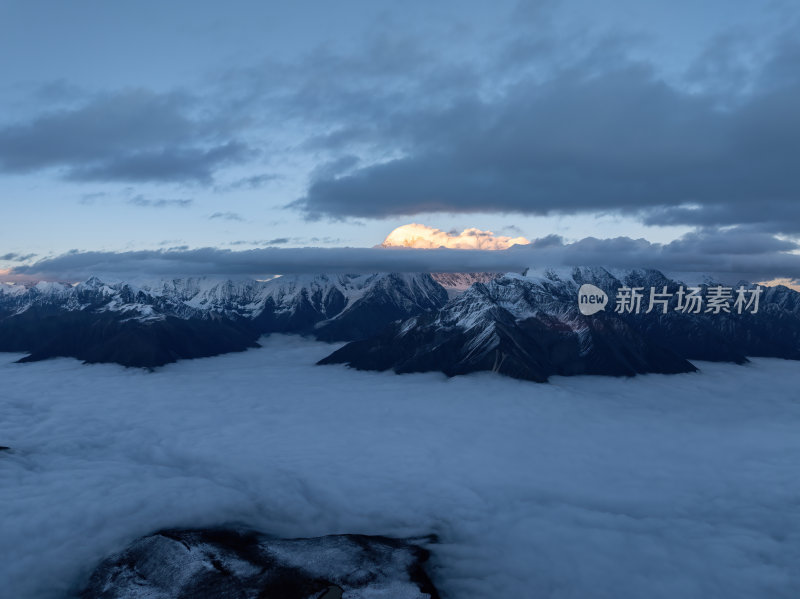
[81,528,439,599]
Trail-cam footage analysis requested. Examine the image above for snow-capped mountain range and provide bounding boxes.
[0,273,443,322]
[1,267,799,379]
[0,273,447,366]
[429,272,502,298]
[323,267,800,381]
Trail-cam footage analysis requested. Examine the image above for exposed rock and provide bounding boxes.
[81,528,439,599]
[320,267,800,382]
[3,268,799,374]
[431,272,503,299]
[320,275,695,382]
[0,273,448,367]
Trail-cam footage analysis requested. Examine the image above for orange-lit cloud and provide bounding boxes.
[757,277,800,292]
[381,224,529,250]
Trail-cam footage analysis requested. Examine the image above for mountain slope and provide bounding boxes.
[313,273,448,341]
[320,267,800,382]
[430,272,502,299]
[320,274,696,382]
[3,268,798,375]
[0,273,449,367]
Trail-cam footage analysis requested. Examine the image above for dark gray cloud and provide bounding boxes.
[0,89,251,183]
[209,211,245,221]
[3,5,799,239]
[220,173,280,191]
[501,224,527,236]
[127,196,193,208]
[8,227,799,283]
[78,191,108,205]
[530,234,564,249]
[662,227,798,255]
[227,238,307,246]
[685,29,756,96]
[0,252,37,261]
[7,247,529,280]
[67,141,250,184]
[291,26,800,233]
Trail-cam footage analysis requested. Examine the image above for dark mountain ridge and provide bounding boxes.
[1,267,798,379]
[321,267,800,382]
[0,273,447,367]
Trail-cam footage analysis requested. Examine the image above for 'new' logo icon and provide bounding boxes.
[577,284,608,315]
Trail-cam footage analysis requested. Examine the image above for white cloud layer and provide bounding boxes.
[2,337,800,598]
[381,223,530,250]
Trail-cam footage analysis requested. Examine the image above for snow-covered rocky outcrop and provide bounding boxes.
[430,272,502,298]
[80,528,439,599]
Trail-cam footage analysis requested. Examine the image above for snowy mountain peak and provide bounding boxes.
[431,272,502,298]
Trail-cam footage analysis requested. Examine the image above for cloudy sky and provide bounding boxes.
[1,0,799,280]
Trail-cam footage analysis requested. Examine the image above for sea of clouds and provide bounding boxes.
[1,336,800,598]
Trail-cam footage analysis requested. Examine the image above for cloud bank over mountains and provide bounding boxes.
[5,225,798,284]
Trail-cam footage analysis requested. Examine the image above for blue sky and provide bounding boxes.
[1,0,799,278]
